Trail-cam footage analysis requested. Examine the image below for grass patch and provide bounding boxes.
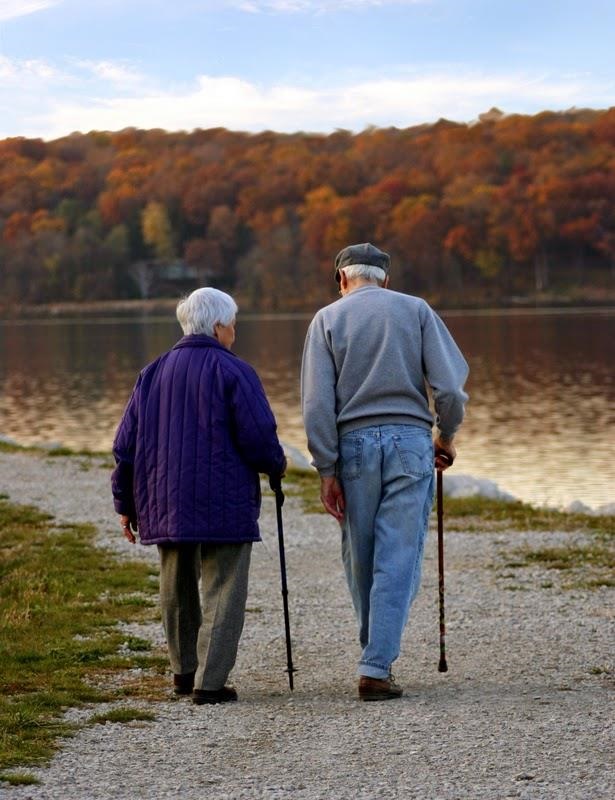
[505,539,614,590]
[443,496,615,535]
[46,447,107,459]
[0,771,41,786]
[0,440,36,454]
[282,466,323,514]
[282,468,615,537]
[0,439,108,459]
[122,636,152,652]
[45,447,77,457]
[89,707,155,725]
[515,543,613,570]
[581,577,615,588]
[0,497,160,777]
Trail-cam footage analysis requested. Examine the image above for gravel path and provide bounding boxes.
[1,450,613,800]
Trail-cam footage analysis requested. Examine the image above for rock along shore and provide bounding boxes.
[0,449,613,800]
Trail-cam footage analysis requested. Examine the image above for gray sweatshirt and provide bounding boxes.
[301,285,469,476]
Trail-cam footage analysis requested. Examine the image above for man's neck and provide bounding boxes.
[343,279,380,296]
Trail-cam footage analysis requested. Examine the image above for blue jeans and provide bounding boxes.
[339,424,435,679]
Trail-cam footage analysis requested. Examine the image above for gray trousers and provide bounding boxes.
[157,542,252,691]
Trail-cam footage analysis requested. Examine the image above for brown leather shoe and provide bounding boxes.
[358,675,403,701]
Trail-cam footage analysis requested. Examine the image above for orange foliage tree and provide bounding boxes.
[1,110,615,309]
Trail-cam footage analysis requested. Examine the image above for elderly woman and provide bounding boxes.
[111,287,286,705]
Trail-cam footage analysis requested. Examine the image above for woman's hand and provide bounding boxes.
[119,514,137,544]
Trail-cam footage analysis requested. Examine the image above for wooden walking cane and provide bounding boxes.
[437,464,449,673]
[273,480,296,690]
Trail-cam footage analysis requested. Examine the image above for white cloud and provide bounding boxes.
[0,54,144,91]
[2,62,613,139]
[0,54,62,83]
[0,0,60,21]
[74,59,145,86]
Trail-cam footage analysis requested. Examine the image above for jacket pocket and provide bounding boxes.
[339,435,363,481]
[393,431,433,479]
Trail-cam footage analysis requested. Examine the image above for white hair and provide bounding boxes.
[341,264,387,284]
[176,288,238,336]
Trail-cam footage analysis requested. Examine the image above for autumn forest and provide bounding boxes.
[1,107,614,311]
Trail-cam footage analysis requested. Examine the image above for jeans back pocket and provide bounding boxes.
[392,432,433,479]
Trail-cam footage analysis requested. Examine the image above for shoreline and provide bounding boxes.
[2,296,615,321]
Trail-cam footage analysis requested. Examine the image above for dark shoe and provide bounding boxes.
[173,671,196,696]
[192,686,238,705]
[358,674,403,702]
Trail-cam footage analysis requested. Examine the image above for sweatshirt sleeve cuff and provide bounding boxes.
[317,466,337,478]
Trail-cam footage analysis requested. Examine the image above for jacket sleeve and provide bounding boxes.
[300,314,339,477]
[228,362,286,476]
[110,376,141,517]
[421,303,469,439]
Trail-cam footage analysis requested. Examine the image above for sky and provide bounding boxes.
[0,0,614,140]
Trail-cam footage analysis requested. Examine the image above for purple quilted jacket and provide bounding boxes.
[111,334,286,545]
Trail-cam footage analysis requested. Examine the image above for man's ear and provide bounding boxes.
[339,271,348,291]
[383,275,390,289]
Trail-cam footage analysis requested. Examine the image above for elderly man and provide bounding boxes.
[301,243,468,701]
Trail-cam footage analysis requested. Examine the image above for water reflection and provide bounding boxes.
[443,311,615,509]
[0,309,613,510]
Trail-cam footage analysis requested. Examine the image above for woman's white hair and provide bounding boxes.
[176,287,238,336]
[341,264,387,285]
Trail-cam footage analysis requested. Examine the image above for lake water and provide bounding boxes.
[0,309,613,511]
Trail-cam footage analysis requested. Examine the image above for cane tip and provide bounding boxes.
[438,660,448,673]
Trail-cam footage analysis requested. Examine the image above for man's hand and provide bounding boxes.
[320,476,345,522]
[120,514,137,544]
[434,436,456,472]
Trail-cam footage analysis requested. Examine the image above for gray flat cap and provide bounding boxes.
[334,242,391,282]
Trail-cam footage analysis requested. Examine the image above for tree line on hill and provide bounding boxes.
[1,107,614,311]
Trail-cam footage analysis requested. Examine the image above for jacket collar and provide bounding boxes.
[172,334,232,353]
